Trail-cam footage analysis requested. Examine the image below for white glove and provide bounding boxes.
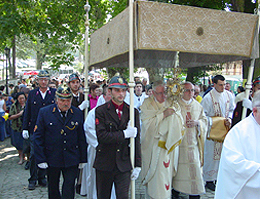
[242,98,252,110]
[78,100,89,111]
[78,163,87,169]
[131,167,141,181]
[22,130,29,139]
[123,121,137,138]
[38,162,48,169]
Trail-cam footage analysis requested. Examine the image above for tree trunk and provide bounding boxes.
[12,37,16,79]
[146,68,164,83]
[36,51,43,70]
[107,67,128,80]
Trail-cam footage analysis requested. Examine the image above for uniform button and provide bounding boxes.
[64,148,66,150]
[64,133,66,136]
[117,149,120,152]
[64,141,66,143]
[43,103,45,106]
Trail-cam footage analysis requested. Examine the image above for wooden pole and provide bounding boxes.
[84,0,90,118]
[129,0,135,198]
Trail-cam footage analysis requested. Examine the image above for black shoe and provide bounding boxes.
[172,189,180,199]
[205,181,215,191]
[38,179,47,187]
[75,184,81,194]
[28,183,36,190]
[24,161,30,170]
[189,195,200,199]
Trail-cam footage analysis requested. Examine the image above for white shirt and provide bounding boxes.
[0,99,4,112]
[39,88,50,100]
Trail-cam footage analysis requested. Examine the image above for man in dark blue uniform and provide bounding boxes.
[22,70,56,190]
[94,75,141,199]
[68,73,85,108]
[34,84,87,199]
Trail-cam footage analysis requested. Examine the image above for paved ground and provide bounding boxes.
[0,137,215,199]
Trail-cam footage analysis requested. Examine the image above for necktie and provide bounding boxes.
[61,112,66,122]
[116,109,122,120]
[112,102,124,120]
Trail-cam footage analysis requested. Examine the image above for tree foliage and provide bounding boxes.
[0,0,114,69]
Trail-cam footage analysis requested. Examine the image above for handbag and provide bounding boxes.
[207,116,230,142]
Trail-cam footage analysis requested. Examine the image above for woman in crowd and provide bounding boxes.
[88,83,99,111]
[0,91,6,141]
[9,92,26,165]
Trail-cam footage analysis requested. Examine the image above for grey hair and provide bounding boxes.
[181,81,194,87]
[252,90,260,108]
[152,80,165,91]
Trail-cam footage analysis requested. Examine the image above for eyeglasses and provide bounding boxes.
[153,91,166,95]
[184,89,195,92]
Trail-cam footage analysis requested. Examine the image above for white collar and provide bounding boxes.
[212,87,224,97]
[72,92,80,98]
[181,98,193,105]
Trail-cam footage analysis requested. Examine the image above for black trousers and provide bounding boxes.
[47,165,78,199]
[29,136,46,184]
[96,167,131,199]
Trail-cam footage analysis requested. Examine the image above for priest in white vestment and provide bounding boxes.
[201,75,235,191]
[172,82,207,199]
[140,80,185,199]
[215,91,260,199]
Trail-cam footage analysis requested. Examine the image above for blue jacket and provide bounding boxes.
[34,104,87,168]
[22,87,56,134]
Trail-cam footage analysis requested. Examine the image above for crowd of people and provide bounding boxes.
[0,71,259,199]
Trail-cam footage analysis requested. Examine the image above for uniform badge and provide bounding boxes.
[95,118,99,125]
[34,125,37,132]
[61,129,64,134]
[75,122,78,126]
[118,78,123,84]
[71,121,74,126]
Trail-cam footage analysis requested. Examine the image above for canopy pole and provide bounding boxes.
[84,0,90,118]
[241,59,255,119]
[129,0,135,198]
[241,1,260,119]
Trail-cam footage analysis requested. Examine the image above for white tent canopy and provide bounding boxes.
[89,1,259,69]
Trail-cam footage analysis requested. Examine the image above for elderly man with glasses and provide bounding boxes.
[140,80,185,199]
[172,82,208,199]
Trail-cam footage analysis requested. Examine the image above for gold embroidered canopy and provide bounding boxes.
[89,1,259,68]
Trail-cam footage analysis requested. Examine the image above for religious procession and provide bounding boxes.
[1,1,260,199]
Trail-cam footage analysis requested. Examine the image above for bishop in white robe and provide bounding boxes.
[172,83,208,197]
[140,81,185,199]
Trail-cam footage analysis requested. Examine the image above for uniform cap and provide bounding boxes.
[56,84,72,99]
[69,73,80,82]
[108,76,128,89]
[253,76,260,86]
[37,70,50,78]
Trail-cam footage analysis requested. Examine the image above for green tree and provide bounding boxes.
[0,0,113,71]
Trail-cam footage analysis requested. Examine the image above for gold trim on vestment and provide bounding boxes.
[158,139,182,154]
